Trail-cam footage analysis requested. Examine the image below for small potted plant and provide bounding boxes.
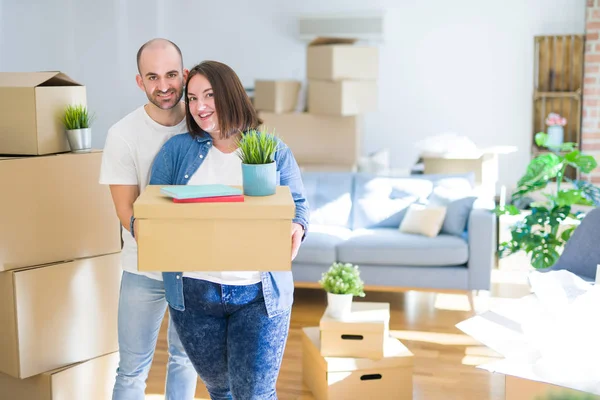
[545,112,567,149]
[62,104,94,153]
[236,128,280,196]
[319,262,366,319]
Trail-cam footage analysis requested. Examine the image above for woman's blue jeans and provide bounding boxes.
[169,278,291,400]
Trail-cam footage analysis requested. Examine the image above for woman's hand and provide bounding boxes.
[291,223,304,261]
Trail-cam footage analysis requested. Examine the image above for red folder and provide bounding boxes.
[172,194,245,203]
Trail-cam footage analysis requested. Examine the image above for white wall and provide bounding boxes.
[0,0,586,191]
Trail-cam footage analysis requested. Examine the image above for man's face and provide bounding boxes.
[136,46,186,110]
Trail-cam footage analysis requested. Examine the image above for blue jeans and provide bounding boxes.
[169,279,291,400]
[112,272,198,400]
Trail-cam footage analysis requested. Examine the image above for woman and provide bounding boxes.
[146,60,309,400]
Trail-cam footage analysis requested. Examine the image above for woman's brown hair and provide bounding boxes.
[184,60,262,139]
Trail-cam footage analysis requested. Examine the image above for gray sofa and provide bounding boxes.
[292,171,497,292]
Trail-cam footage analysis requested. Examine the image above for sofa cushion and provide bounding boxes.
[351,174,434,230]
[301,171,354,228]
[337,228,469,266]
[427,176,477,236]
[294,225,353,265]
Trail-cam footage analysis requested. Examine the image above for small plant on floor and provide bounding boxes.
[319,263,366,297]
[495,132,600,269]
[62,104,94,130]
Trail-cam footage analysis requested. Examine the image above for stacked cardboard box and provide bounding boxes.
[254,38,379,172]
[0,72,122,399]
[302,302,414,400]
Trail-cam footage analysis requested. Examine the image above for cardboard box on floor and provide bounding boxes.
[302,327,413,400]
[258,112,362,166]
[0,253,121,379]
[0,72,86,155]
[134,185,295,271]
[0,151,121,271]
[320,302,390,359]
[308,80,378,116]
[307,38,379,81]
[254,80,301,113]
[0,352,119,400]
[505,374,600,400]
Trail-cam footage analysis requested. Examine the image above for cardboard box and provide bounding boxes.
[0,151,121,271]
[0,253,121,379]
[0,352,118,400]
[506,375,600,399]
[302,327,413,400]
[254,80,301,113]
[259,112,362,166]
[0,72,87,155]
[307,38,378,81]
[320,302,390,359]
[134,185,295,271]
[308,80,377,116]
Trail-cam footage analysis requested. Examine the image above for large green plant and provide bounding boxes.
[495,133,600,269]
[235,128,279,165]
[62,104,94,130]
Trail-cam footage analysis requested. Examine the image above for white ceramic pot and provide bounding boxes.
[326,292,353,319]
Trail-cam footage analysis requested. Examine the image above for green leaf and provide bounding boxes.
[559,142,577,152]
[554,189,589,207]
[62,104,94,130]
[512,154,563,200]
[530,247,560,269]
[493,205,521,216]
[570,179,600,206]
[235,128,279,165]
[534,132,548,147]
[560,226,576,242]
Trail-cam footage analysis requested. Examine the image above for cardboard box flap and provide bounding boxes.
[309,37,357,46]
[320,302,390,333]
[134,185,295,220]
[0,71,82,88]
[303,327,413,372]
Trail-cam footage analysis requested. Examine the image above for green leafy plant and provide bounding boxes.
[495,132,600,269]
[319,263,366,296]
[62,104,94,130]
[235,128,279,165]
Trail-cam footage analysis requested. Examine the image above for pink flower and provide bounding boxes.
[545,113,567,126]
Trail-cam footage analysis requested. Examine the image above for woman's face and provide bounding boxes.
[187,73,219,134]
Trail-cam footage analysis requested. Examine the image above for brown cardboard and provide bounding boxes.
[302,327,413,400]
[134,185,295,271]
[0,72,87,155]
[0,352,119,400]
[254,80,301,113]
[505,375,600,399]
[307,40,378,81]
[0,151,121,271]
[258,112,362,166]
[0,253,121,379]
[308,80,378,116]
[320,302,390,359]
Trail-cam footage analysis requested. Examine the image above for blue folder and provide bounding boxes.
[159,184,243,200]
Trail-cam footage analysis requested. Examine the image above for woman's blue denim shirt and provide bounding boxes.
[148,131,309,318]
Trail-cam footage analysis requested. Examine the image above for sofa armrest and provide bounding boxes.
[467,207,496,290]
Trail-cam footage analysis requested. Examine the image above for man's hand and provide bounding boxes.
[134,218,139,242]
[291,223,304,261]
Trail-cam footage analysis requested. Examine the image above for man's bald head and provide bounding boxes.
[136,38,183,74]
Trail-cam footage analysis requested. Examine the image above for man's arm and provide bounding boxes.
[109,185,140,235]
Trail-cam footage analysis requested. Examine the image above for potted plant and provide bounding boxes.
[62,104,94,153]
[495,132,600,269]
[545,112,567,149]
[236,128,280,196]
[319,262,366,319]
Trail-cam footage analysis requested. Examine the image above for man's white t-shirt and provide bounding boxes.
[184,146,261,285]
[99,105,187,281]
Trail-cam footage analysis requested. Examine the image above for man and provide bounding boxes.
[100,38,197,400]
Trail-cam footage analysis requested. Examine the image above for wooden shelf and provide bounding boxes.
[534,90,581,99]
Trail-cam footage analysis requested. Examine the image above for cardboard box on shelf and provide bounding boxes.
[505,374,600,399]
[0,253,121,379]
[0,151,121,272]
[134,185,295,272]
[0,72,87,155]
[308,80,377,116]
[302,327,413,400]
[319,302,390,359]
[258,112,362,167]
[307,38,378,81]
[0,352,119,400]
[254,80,301,113]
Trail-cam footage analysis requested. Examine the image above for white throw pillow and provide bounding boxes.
[399,204,447,238]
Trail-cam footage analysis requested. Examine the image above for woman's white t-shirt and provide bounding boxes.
[183,145,261,285]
